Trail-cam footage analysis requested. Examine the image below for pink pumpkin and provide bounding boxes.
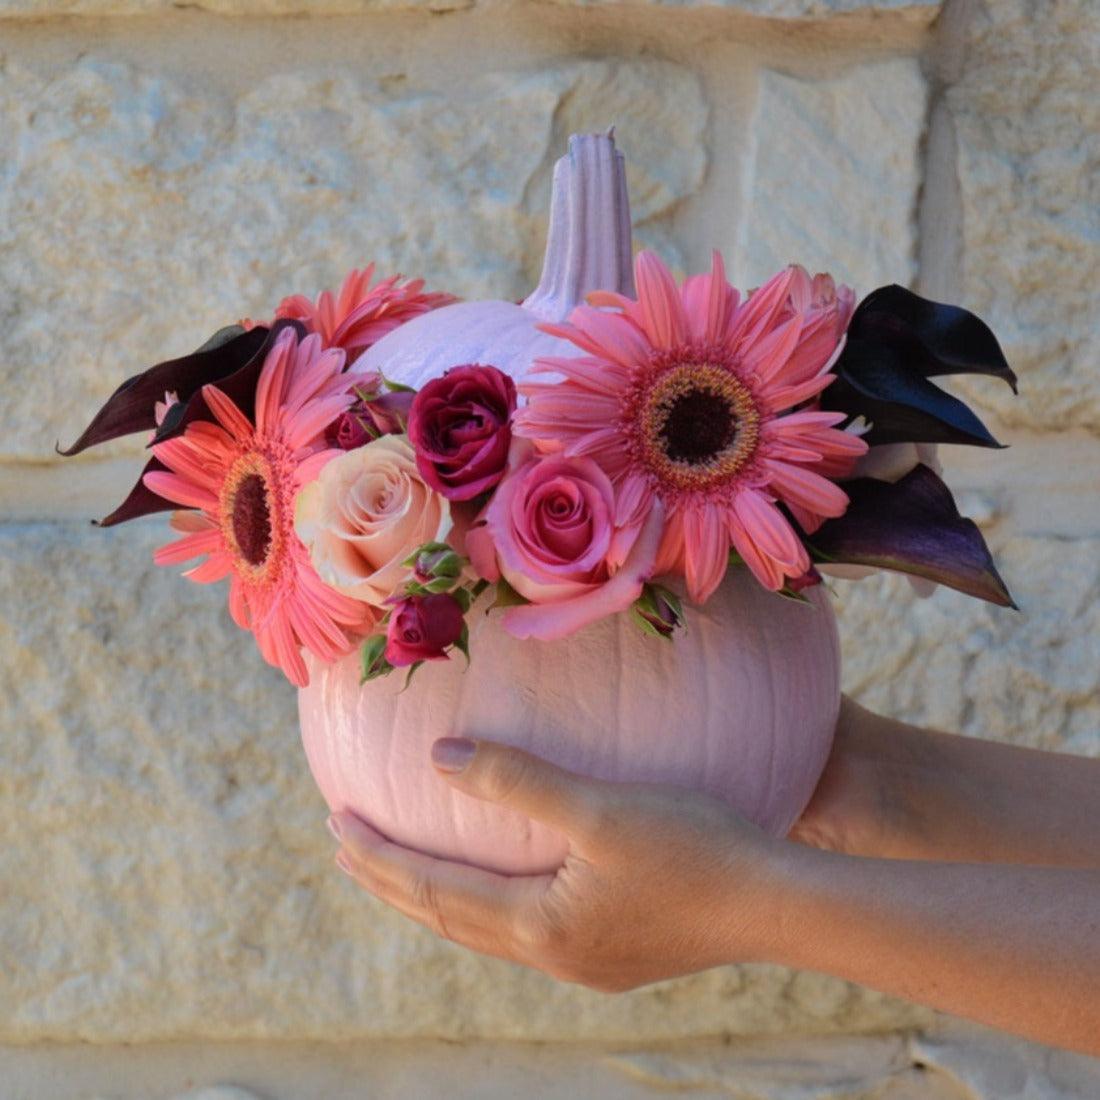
[297,132,841,875]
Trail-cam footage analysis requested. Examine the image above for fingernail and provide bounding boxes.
[431,736,476,773]
[335,851,354,876]
[326,815,342,843]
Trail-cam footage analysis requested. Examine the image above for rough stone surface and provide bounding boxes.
[0,521,931,1043]
[2,0,1098,1085]
[735,59,927,291]
[3,1026,1098,1099]
[946,0,1100,435]
[0,0,943,18]
[836,530,1100,759]
[0,54,705,462]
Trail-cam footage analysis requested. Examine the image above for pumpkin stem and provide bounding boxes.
[522,130,635,322]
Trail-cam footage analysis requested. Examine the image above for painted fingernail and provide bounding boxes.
[326,815,342,843]
[335,850,354,876]
[431,736,476,773]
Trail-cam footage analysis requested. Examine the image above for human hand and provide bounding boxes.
[328,737,785,991]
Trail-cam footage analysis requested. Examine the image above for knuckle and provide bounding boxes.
[514,911,566,956]
[479,750,534,806]
[408,872,452,942]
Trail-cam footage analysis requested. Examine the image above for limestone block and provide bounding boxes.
[837,531,1100,758]
[10,1027,1099,1100]
[0,0,944,19]
[946,0,1100,435]
[735,59,927,293]
[0,521,930,1042]
[0,55,704,463]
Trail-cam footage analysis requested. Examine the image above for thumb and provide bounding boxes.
[431,737,601,836]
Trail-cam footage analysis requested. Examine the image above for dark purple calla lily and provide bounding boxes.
[59,324,262,456]
[823,285,1017,448]
[64,320,309,526]
[807,463,1016,608]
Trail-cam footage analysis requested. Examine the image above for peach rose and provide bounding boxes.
[295,434,450,608]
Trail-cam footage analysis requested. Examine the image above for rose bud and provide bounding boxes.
[405,541,464,585]
[362,389,415,436]
[786,567,823,593]
[407,364,517,501]
[631,583,684,640]
[384,592,466,667]
[332,387,416,450]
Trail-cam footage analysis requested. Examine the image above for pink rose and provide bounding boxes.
[467,453,664,641]
[384,593,466,667]
[408,364,516,501]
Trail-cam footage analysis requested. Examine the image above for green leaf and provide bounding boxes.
[400,660,425,692]
[422,574,459,594]
[359,634,392,683]
[454,625,471,669]
[487,577,530,611]
[452,586,474,613]
[401,540,454,569]
[775,584,812,604]
[379,369,418,395]
[630,604,674,640]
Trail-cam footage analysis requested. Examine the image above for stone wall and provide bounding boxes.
[1,1,1098,1096]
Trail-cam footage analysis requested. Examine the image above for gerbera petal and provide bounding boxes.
[682,505,731,604]
[268,614,309,688]
[764,458,851,518]
[143,470,219,511]
[742,314,804,385]
[183,554,234,584]
[729,266,796,351]
[254,328,295,435]
[154,528,224,566]
[201,383,254,440]
[730,489,809,588]
[634,251,688,349]
[228,578,251,630]
[568,306,654,368]
[759,373,835,414]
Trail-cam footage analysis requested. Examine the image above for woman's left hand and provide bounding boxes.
[328,735,784,991]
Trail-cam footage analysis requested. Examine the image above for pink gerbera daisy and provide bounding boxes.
[271,264,456,362]
[515,250,869,602]
[145,328,375,686]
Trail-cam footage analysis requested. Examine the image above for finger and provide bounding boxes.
[338,853,524,964]
[430,737,605,838]
[329,811,536,942]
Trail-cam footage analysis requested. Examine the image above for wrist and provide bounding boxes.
[714,830,829,966]
[737,835,841,968]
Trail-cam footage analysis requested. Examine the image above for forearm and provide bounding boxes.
[757,844,1100,1055]
[791,696,1100,866]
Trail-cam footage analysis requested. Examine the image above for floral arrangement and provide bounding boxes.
[63,250,1016,688]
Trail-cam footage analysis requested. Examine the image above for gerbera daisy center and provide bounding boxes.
[636,363,761,492]
[660,389,737,463]
[231,473,273,567]
[220,453,281,577]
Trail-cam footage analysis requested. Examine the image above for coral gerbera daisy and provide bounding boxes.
[515,250,869,602]
[145,328,375,686]
[271,264,456,362]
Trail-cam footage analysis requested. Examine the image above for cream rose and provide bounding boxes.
[295,435,450,608]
